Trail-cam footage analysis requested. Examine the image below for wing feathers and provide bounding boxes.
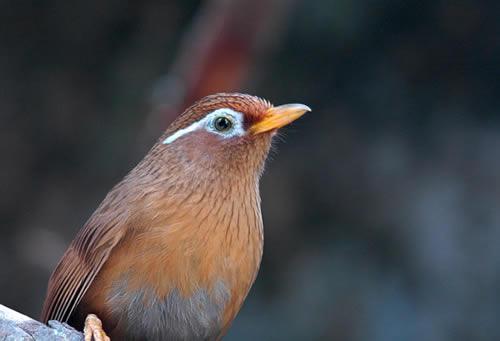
[41,191,129,323]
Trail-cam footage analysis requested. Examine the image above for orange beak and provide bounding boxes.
[249,103,311,135]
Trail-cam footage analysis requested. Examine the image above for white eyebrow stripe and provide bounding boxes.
[162,108,245,145]
[163,119,205,144]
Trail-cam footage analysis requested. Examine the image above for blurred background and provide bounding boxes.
[0,0,499,340]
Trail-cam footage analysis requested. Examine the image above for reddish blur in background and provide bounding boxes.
[1,1,499,340]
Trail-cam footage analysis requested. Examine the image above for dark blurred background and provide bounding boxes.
[1,0,499,340]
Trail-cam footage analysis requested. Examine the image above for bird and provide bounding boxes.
[40,93,310,340]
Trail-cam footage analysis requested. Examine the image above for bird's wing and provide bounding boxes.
[41,192,129,323]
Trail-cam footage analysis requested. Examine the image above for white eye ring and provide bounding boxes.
[163,108,246,144]
[205,109,245,137]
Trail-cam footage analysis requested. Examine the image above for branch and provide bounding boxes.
[0,304,82,340]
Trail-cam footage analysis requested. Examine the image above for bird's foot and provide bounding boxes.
[84,314,110,341]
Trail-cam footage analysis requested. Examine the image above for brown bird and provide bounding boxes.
[41,93,310,340]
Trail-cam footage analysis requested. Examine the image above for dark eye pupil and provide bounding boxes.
[214,117,232,131]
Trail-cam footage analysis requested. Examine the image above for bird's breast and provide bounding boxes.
[82,192,263,339]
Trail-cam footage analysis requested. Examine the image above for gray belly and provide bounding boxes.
[107,280,230,341]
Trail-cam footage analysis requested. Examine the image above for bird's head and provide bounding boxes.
[150,93,309,185]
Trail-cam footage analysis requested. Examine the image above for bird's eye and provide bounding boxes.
[213,116,233,132]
